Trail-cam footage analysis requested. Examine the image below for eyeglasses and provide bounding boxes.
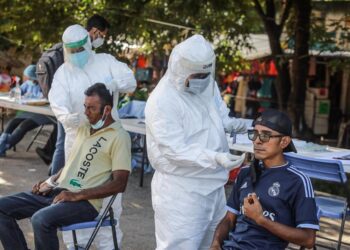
[247,129,284,142]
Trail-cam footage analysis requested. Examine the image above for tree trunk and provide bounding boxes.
[265,25,291,111]
[291,0,311,134]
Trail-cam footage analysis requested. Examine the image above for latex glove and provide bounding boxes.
[109,74,136,93]
[225,118,247,134]
[66,113,83,128]
[215,152,246,171]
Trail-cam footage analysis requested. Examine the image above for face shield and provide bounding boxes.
[62,24,92,68]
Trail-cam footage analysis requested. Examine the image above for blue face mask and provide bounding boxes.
[69,50,89,68]
[91,107,106,130]
[186,74,211,95]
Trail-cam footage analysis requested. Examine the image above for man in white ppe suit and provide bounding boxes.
[48,24,136,249]
[145,34,247,250]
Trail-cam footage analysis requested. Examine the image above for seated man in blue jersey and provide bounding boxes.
[210,109,319,250]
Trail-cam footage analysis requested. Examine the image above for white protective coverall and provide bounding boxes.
[145,34,245,250]
[48,24,136,249]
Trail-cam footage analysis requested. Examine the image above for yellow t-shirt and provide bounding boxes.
[57,120,131,211]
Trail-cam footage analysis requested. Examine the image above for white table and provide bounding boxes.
[0,95,145,134]
[120,118,146,135]
[0,96,149,186]
[229,133,350,173]
[0,96,54,117]
[2,95,349,175]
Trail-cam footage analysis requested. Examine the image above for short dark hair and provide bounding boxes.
[86,14,110,32]
[253,109,296,153]
[84,83,113,108]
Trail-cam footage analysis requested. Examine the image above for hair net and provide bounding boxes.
[23,64,37,80]
[62,24,92,64]
[167,34,216,93]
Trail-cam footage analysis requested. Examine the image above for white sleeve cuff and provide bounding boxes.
[226,205,240,215]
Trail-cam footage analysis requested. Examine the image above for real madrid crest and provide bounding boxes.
[268,182,280,197]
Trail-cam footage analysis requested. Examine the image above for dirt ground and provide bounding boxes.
[0,128,350,250]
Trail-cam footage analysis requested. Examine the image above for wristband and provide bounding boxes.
[45,176,58,188]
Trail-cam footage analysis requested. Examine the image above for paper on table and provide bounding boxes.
[21,98,49,105]
[296,148,350,160]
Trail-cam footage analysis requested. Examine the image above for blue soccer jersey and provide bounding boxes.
[224,162,319,250]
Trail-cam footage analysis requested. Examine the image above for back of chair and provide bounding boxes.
[284,152,347,184]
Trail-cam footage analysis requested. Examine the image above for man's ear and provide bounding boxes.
[280,136,291,150]
[105,105,112,116]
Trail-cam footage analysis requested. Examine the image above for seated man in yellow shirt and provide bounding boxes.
[0,83,131,250]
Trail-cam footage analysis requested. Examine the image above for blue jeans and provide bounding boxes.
[50,122,65,175]
[0,189,98,250]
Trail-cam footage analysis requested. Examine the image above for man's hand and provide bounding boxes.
[32,180,44,194]
[243,193,265,224]
[53,191,81,204]
[32,180,53,196]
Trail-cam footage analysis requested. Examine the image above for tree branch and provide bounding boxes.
[279,0,293,28]
[252,0,266,20]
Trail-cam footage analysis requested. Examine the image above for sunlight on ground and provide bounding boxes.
[0,176,13,186]
[130,202,144,209]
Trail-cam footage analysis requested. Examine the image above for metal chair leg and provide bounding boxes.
[139,135,147,187]
[109,207,119,250]
[26,125,43,152]
[72,230,79,250]
[336,203,348,250]
[0,107,4,132]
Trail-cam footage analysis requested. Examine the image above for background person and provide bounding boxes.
[0,65,55,157]
[86,14,110,49]
[145,34,246,250]
[210,109,319,250]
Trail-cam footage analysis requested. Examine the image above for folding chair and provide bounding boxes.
[59,194,119,250]
[284,152,349,250]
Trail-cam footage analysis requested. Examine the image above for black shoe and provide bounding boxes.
[35,147,52,165]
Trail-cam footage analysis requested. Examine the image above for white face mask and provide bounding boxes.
[185,74,211,94]
[91,37,104,48]
[91,107,106,130]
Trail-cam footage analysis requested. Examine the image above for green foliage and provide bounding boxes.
[0,0,263,71]
[0,0,104,51]
[102,0,263,72]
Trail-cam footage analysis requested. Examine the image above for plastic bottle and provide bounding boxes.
[14,82,21,103]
